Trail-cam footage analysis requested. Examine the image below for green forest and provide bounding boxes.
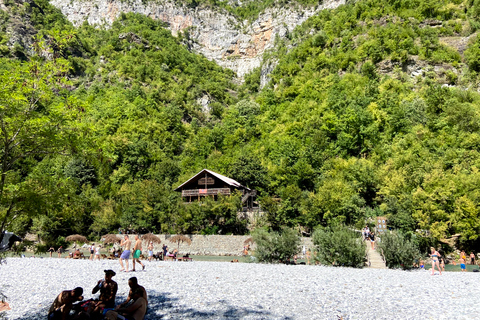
[1,0,480,250]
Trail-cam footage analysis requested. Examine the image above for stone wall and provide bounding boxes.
[118,234,313,257]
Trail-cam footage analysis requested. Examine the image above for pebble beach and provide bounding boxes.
[0,257,479,319]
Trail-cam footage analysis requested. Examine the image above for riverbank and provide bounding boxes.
[1,257,478,319]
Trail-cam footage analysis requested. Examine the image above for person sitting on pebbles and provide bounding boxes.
[88,269,118,318]
[105,287,146,320]
[48,287,84,320]
[120,277,148,308]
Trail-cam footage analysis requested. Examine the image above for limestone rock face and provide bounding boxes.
[49,0,345,78]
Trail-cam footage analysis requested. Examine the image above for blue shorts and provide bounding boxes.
[120,250,131,259]
[461,263,466,269]
[148,250,153,256]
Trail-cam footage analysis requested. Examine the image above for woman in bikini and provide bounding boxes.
[430,247,442,275]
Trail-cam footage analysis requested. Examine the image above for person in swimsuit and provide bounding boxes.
[470,252,475,265]
[90,243,95,260]
[459,258,466,272]
[132,235,145,271]
[147,241,154,262]
[94,245,101,261]
[430,247,442,275]
[89,269,118,318]
[119,235,132,272]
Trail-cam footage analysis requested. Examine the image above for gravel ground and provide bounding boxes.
[0,257,479,319]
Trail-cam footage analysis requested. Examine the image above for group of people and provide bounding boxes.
[458,250,476,272]
[362,226,376,250]
[429,247,479,274]
[47,246,66,258]
[118,235,147,272]
[48,271,147,320]
[88,243,102,260]
[47,245,100,260]
[46,235,161,267]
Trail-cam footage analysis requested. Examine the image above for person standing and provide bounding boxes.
[459,257,467,272]
[369,231,375,250]
[439,257,445,272]
[94,245,101,261]
[470,252,475,265]
[89,243,95,260]
[147,241,154,262]
[430,247,442,275]
[162,244,168,260]
[57,246,63,258]
[119,235,131,272]
[132,235,145,271]
[47,247,55,258]
[363,226,370,241]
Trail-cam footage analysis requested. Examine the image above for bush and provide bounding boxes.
[34,243,48,254]
[377,231,421,270]
[312,225,366,268]
[252,228,301,263]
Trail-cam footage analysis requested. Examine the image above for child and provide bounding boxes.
[440,258,445,272]
[460,258,466,272]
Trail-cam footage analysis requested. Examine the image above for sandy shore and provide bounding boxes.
[0,257,478,319]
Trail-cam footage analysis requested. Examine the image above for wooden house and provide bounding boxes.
[174,169,258,210]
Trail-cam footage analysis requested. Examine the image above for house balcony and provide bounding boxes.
[181,188,231,197]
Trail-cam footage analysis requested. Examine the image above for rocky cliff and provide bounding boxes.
[49,0,345,79]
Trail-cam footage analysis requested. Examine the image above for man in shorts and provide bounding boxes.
[119,235,131,272]
[90,269,118,317]
[460,258,466,272]
[132,235,145,271]
[48,287,84,320]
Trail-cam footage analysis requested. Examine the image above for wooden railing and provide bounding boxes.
[241,190,257,203]
[181,188,231,197]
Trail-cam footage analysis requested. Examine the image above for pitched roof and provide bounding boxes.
[174,169,250,191]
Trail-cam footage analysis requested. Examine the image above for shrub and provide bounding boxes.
[34,243,48,254]
[312,225,366,268]
[377,231,421,270]
[252,228,301,263]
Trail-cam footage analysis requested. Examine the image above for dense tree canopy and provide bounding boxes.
[1,0,480,251]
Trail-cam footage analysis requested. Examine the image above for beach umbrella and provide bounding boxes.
[65,234,88,243]
[168,234,192,250]
[243,237,254,245]
[142,233,161,244]
[102,234,122,244]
